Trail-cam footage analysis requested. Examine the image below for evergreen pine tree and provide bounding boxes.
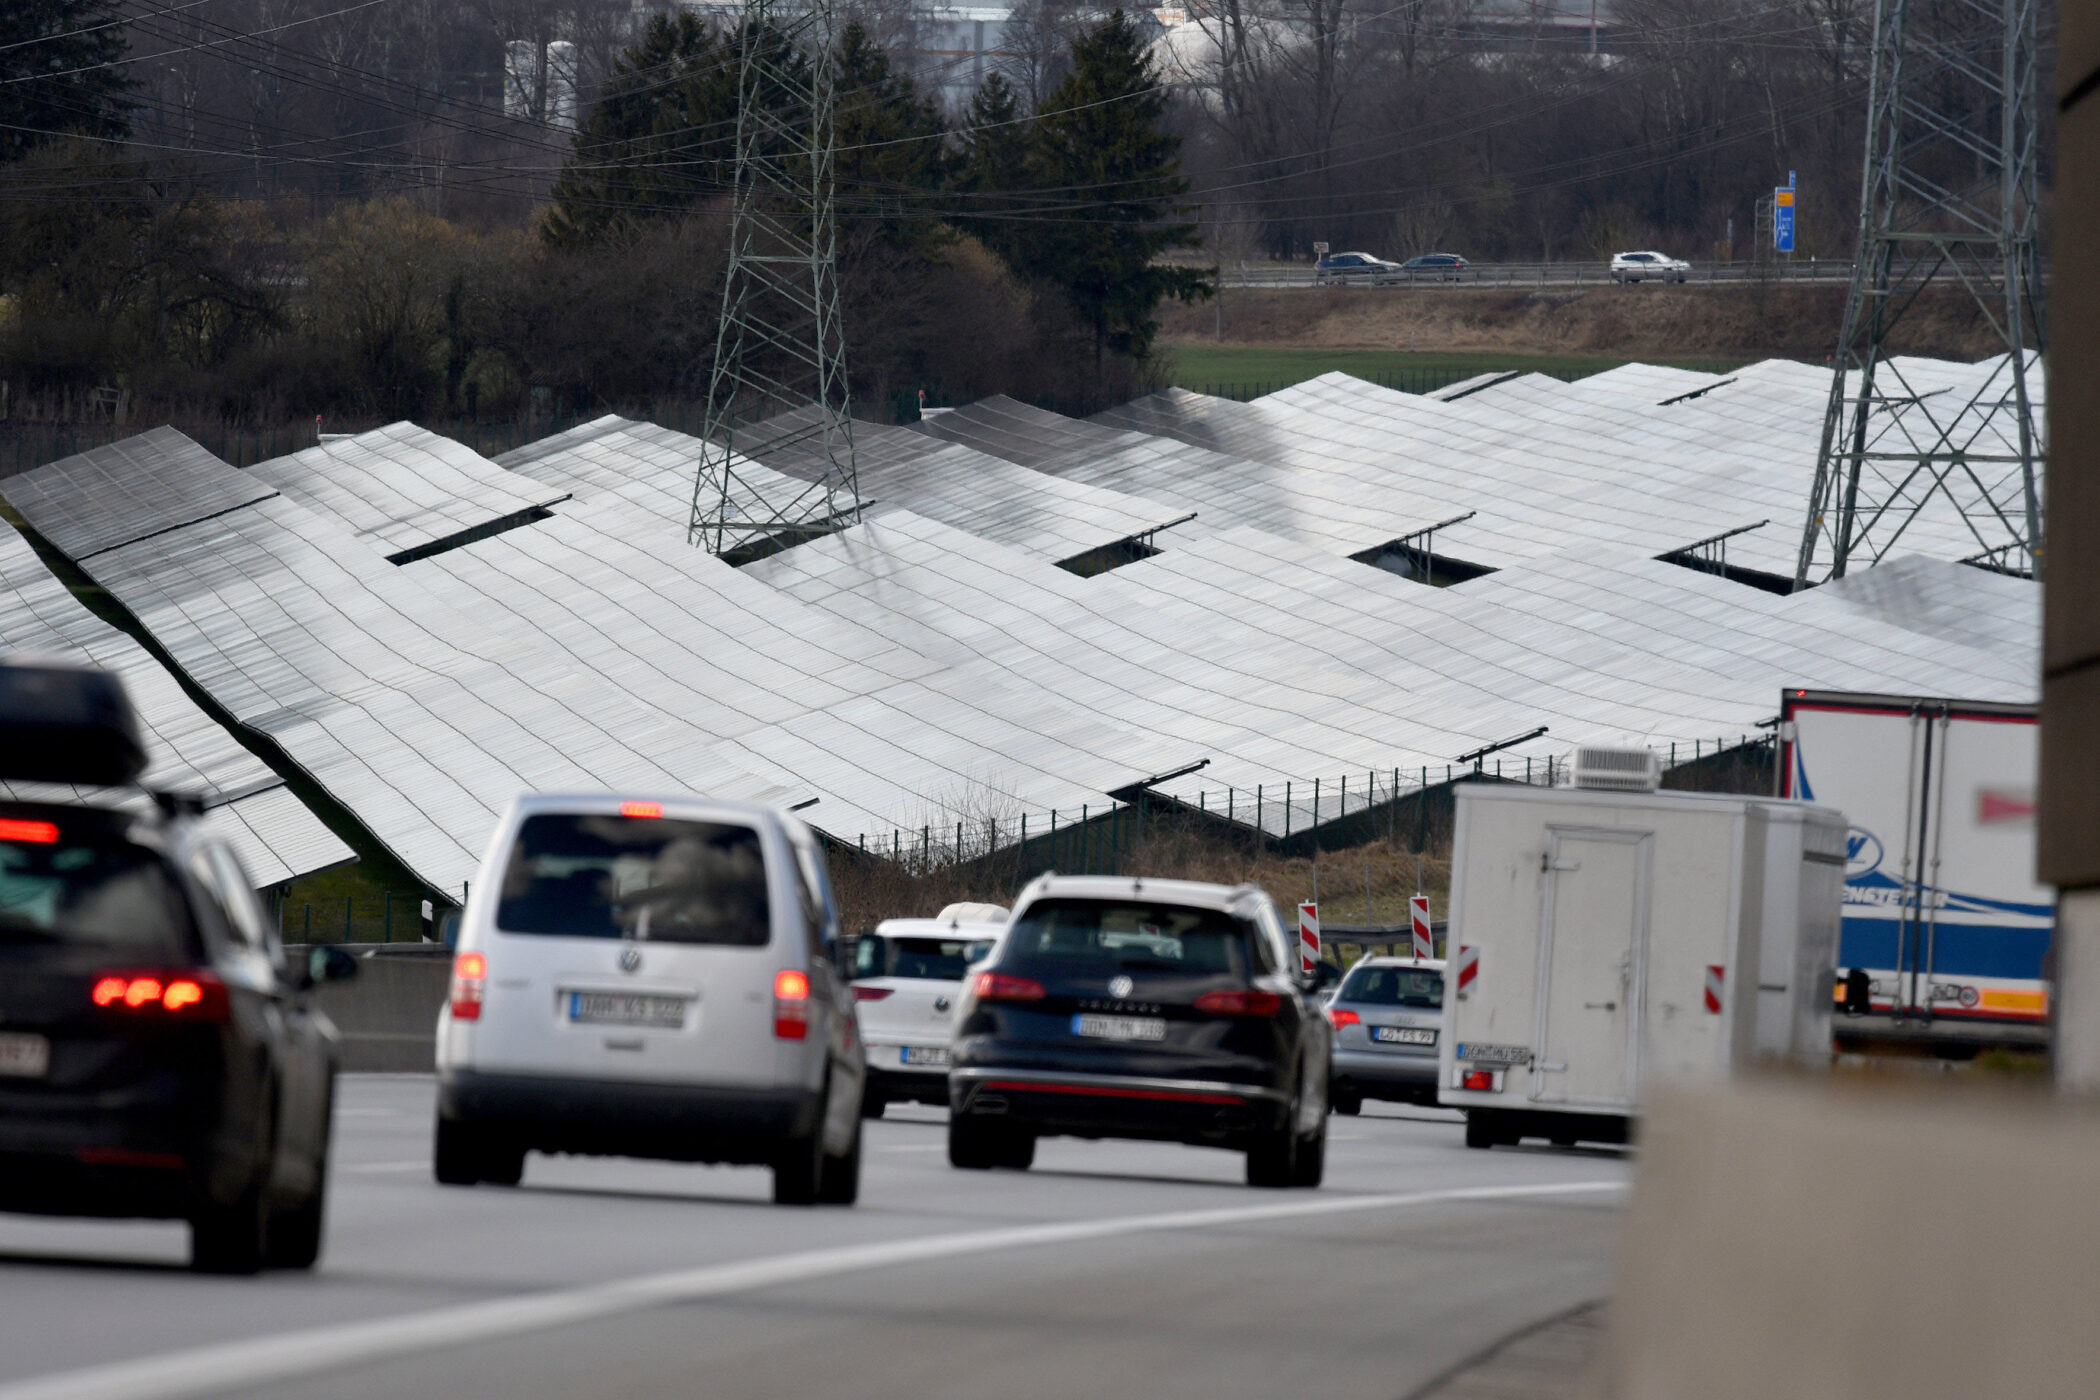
[1,0,134,165]
[1026,9,1210,366]
[954,72,1030,266]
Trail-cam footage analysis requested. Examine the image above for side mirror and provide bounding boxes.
[309,945,360,987]
[1841,967,1872,1017]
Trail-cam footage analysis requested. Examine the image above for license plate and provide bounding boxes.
[568,992,686,1028]
[1072,1013,1166,1042]
[900,1044,949,1067]
[1371,1026,1436,1046]
[1457,1041,1532,1066]
[0,1032,50,1079]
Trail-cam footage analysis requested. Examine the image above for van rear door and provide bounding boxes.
[466,809,780,1088]
[1531,827,1650,1108]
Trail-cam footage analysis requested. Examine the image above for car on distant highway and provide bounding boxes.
[851,904,1006,1117]
[1315,251,1405,283]
[1610,250,1692,283]
[433,793,866,1205]
[1325,955,1445,1114]
[1400,253,1470,280]
[947,874,1331,1187]
[0,657,357,1273]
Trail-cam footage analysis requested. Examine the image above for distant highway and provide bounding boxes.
[1216,260,1858,290]
[0,1077,1628,1400]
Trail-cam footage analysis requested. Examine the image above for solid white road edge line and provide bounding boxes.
[0,1181,1622,1400]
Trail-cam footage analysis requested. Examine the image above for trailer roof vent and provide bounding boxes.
[1569,744,1661,792]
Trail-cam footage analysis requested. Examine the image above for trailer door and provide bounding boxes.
[1532,827,1650,1108]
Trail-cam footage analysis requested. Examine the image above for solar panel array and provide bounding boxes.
[0,355,2041,883]
[0,519,351,884]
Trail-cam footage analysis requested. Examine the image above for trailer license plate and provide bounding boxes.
[1372,1026,1436,1046]
[1072,1014,1166,1042]
[900,1044,949,1067]
[1456,1042,1531,1067]
[0,1032,50,1078]
[568,992,686,1028]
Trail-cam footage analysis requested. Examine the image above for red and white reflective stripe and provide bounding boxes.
[1704,964,1725,1015]
[1454,945,1479,996]
[1298,902,1320,976]
[1409,895,1432,960]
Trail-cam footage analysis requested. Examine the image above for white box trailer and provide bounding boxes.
[1778,690,2050,1051]
[1437,772,1847,1149]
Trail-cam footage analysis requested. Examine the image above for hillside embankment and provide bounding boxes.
[1159,282,2001,362]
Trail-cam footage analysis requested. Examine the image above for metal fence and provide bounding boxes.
[840,734,1776,880]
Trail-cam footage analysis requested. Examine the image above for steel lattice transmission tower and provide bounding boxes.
[690,0,860,560]
[1793,0,2046,588]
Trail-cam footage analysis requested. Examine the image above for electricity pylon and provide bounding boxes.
[690,0,860,561]
[1794,0,2045,588]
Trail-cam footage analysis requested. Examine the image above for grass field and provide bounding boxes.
[1161,345,1747,398]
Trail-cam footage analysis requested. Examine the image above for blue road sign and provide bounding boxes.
[1774,171,1796,252]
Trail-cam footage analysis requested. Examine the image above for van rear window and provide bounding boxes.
[496,814,770,946]
[0,816,192,956]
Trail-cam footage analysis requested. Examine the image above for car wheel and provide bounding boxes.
[1290,1111,1327,1188]
[860,1088,886,1120]
[265,1100,331,1270]
[817,1114,862,1205]
[433,1112,486,1186]
[1331,1091,1362,1116]
[1464,1112,1500,1151]
[1245,1086,1302,1189]
[997,1131,1036,1171]
[480,1138,526,1187]
[774,1114,826,1205]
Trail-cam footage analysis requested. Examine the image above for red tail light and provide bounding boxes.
[0,818,60,844]
[1195,989,1284,1017]
[969,972,1046,1002]
[89,971,229,1021]
[1327,1007,1361,1029]
[619,801,663,818]
[449,951,487,1021]
[1461,1069,1498,1092]
[774,968,812,1039]
[852,985,893,1001]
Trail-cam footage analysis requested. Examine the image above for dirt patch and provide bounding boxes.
[1167,283,1999,361]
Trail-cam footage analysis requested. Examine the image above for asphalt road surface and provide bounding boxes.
[0,1076,1629,1400]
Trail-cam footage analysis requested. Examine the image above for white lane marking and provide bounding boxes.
[331,1109,401,1119]
[875,1144,949,1153]
[339,1162,429,1175]
[0,1181,1622,1400]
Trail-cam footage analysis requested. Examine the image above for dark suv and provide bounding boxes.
[947,875,1330,1187]
[0,658,355,1272]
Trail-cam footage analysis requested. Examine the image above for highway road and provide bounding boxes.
[0,1076,1629,1400]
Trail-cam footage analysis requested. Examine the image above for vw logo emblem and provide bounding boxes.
[618,946,642,974]
[1108,975,1134,999]
[934,996,952,1013]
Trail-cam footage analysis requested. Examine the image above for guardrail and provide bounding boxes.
[1218,259,1859,289]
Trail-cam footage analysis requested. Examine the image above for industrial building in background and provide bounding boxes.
[1796,0,2046,588]
[689,0,863,561]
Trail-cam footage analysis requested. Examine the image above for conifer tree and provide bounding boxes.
[1,0,133,165]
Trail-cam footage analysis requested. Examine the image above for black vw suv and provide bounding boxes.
[0,657,356,1271]
[947,875,1330,1187]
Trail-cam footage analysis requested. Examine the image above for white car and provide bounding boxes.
[433,793,867,1205]
[851,904,1007,1116]
[1610,250,1691,283]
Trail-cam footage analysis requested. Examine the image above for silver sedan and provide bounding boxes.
[1326,956,1446,1114]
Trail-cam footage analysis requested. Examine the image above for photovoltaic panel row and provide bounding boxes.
[0,518,351,884]
[496,416,837,534]
[737,407,1199,565]
[248,423,572,555]
[3,426,277,560]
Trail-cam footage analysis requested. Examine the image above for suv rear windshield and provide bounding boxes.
[857,934,993,981]
[0,815,192,956]
[1002,900,1249,977]
[1338,965,1444,1007]
[496,813,770,945]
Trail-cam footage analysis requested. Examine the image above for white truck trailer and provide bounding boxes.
[1778,689,2050,1052]
[1437,750,1847,1149]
